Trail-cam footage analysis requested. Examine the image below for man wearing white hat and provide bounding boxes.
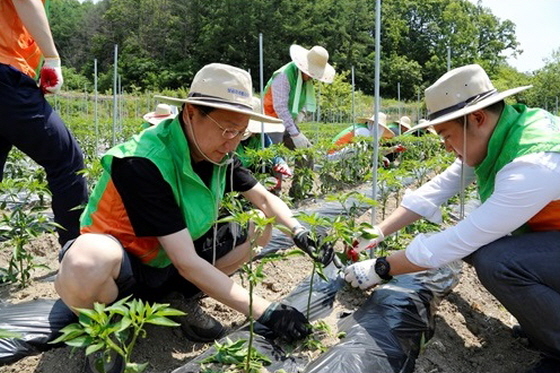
[327,112,395,162]
[387,115,412,136]
[344,64,560,372]
[56,63,334,372]
[263,44,336,149]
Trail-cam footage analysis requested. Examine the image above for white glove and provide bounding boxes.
[39,57,63,94]
[353,225,385,253]
[273,162,292,177]
[344,258,382,289]
[291,132,311,148]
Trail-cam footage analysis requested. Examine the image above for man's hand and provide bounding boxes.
[293,229,334,266]
[273,163,292,177]
[291,132,311,148]
[39,57,63,94]
[353,225,384,253]
[256,302,311,342]
[344,258,382,289]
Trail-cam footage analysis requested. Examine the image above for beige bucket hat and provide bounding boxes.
[356,112,395,139]
[408,64,531,132]
[154,63,281,123]
[290,44,336,83]
[143,103,177,125]
[396,116,412,130]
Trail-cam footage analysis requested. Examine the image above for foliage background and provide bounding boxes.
[49,0,560,116]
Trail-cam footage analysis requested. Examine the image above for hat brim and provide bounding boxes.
[154,95,282,124]
[247,119,285,133]
[406,85,532,133]
[290,45,335,84]
[143,112,176,125]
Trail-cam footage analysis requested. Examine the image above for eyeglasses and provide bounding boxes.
[206,113,247,140]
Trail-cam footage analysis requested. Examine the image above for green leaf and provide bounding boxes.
[144,316,180,327]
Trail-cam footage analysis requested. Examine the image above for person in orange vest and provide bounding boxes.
[0,0,87,247]
[263,44,335,149]
[344,64,560,373]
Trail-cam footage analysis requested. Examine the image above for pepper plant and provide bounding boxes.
[50,296,185,373]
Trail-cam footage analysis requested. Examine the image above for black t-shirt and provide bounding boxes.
[111,156,257,237]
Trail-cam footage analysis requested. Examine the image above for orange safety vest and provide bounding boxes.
[0,0,45,78]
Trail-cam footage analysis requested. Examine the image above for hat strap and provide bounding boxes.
[428,89,497,120]
[188,92,253,111]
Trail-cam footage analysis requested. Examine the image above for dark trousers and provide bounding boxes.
[465,231,560,359]
[0,63,87,246]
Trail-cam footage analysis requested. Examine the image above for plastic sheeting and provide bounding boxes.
[0,299,76,365]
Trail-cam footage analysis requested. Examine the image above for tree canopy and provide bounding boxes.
[48,0,558,109]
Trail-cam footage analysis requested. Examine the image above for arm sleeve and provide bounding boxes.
[111,157,186,237]
[271,73,298,136]
[401,158,476,223]
[405,154,560,268]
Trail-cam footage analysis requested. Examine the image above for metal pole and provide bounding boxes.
[371,0,381,227]
[447,45,451,71]
[352,66,355,133]
[397,82,401,118]
[259,33,266,172]
[94,58,98,154]
[112,44,118,146]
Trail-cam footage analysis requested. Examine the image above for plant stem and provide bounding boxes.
[307,262,316,320]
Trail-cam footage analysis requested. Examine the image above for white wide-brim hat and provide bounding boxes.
[408,64,531,132]
[356,112,395,139]
[290,44,336,83]
[143,103,177,125]
[154,63,282,123]
[246,97,285,133]
[397,116,412,130]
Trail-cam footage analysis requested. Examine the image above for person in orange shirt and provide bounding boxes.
[0,0,87,247]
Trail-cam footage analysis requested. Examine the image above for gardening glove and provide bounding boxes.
[344,258,382,290]
[39,57,64,94]
[353,225,385,253]
[293,229,335,266]
[256,302,311,342]
[291,132,311,148]
[273,162,292,177]
[394,144,407,153]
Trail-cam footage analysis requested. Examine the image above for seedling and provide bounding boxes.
[50,296,185,373]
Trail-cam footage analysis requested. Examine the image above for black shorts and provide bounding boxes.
[59,222,247,301]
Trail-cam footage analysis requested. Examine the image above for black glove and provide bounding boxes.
[256,302,311,342]
[293,229,335,266]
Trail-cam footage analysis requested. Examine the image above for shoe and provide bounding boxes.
[164,292,226,342]
[524,357,560,373]
[513,324,528,339]
[84,348,124,373]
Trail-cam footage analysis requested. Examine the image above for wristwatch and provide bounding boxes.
[374,256,393,281]
[291,223,306,235]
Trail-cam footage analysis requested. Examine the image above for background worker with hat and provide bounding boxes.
[0,0,88,248]
[387,115,412,136]
[344,64,560,373]
[55,63,334,372]
[263,44,336,149]
[327,112,396,165]
[236,98,290,195]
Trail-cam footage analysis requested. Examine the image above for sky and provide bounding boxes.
[467,0,560,72]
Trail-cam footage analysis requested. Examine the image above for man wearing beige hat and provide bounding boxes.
[55,63,333,372]
[344,64,560,372]
[263,44,336,149]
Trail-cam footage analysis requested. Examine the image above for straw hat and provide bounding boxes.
[356,112,395,139]
[409,64,531,131]
[396,116,412,130]
[246,97,285,134]
[143,103,177,125]
[289,44,336,83]
[154,63,281,123]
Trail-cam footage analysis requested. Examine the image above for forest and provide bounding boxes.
[49,0,560,113]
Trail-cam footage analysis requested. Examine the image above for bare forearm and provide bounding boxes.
[13,0,58,57]
[177,258,269,318]
[378,206,422,236]
[387,250,427,276]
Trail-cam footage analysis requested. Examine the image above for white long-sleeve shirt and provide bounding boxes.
[402,153,560,268]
